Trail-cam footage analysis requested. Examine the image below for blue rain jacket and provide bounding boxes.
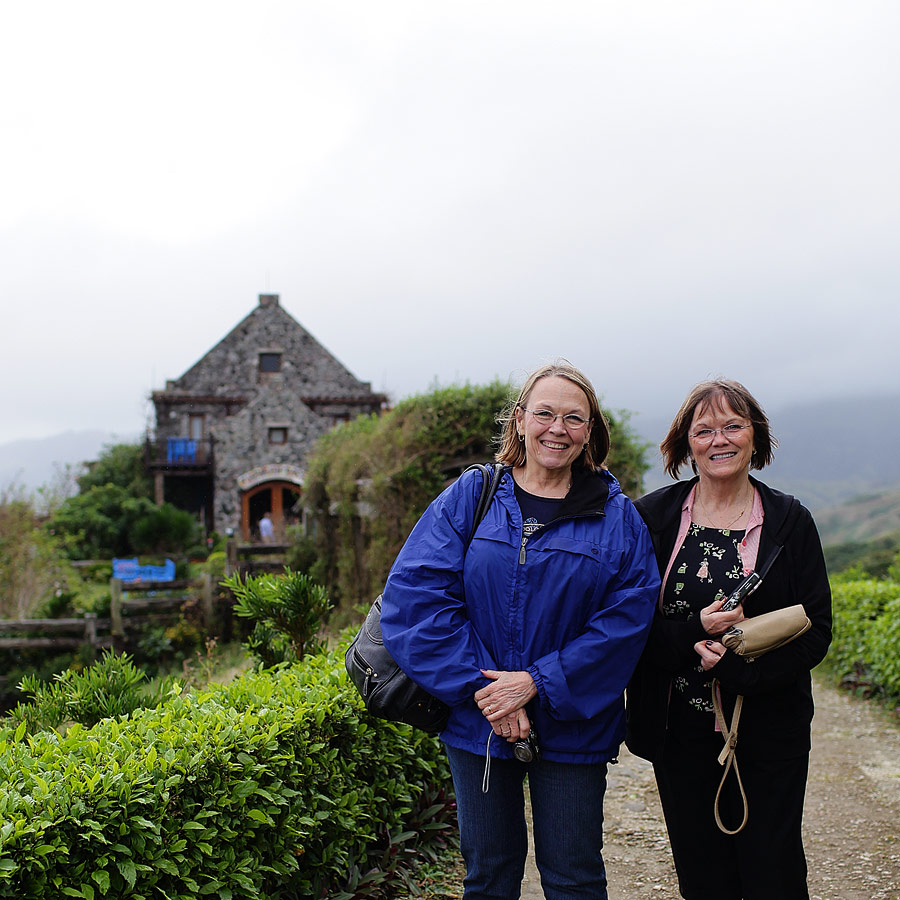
[381,465,660,764]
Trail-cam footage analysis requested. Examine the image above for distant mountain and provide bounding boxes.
[813,490,900,546]
[631,393,900,513]
[0,430,140,494]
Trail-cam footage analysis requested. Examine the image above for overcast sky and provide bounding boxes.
[2,0,898,446]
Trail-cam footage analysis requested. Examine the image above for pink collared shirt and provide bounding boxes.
[658,483,764,607]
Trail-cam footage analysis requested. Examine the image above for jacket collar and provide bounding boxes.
[636,475,799,540]
[506,464,612,520]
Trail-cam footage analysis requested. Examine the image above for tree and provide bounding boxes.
[50,485,199,559]
[77,443,153,499]
[49,442,199,559]
[0,486,73,618]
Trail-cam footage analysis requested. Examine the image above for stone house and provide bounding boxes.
[146,294,385,540]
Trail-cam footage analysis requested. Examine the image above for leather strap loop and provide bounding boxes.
[711,679,749,834]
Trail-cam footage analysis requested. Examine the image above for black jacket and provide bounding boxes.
[625,476,832,762]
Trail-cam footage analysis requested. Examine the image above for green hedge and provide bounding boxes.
[826,573,900,699]
[0,648,453,899]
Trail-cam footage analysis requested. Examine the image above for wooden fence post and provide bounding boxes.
[83,612,98,650]
[110,578,124,649]
[200,571,217,636]
[225,538,237,577]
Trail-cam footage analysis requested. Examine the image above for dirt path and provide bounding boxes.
[518,678,900,899]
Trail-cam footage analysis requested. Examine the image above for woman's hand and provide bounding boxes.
[700,597,745,636]
[475,669,537,723]
[491,708,531,742]
[694,639,726,671]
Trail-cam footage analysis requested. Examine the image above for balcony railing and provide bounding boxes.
[145,436,214,471]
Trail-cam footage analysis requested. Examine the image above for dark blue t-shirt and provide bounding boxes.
[514,482,564,544]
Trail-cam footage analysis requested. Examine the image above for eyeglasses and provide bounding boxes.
[689,424,752,443]
[521,407,591,431]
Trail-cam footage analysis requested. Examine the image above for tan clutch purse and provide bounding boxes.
[720,604,811,660]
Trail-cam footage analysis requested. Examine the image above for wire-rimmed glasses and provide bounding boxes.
[689,424,752,443]
[520,407,591,431]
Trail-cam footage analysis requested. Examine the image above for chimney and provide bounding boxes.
[259,294,280,308]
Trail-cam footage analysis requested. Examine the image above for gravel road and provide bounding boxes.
[516,678,900,899]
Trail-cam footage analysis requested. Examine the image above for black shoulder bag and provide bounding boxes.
[344,463,504,733]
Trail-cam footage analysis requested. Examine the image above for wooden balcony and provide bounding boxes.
[144,436,214,473]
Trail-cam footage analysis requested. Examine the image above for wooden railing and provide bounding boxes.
[110,573,216,647]
[0,573,217,655]
[225,539,289,578]
[0,614,110,651]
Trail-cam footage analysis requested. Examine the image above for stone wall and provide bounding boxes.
[211,382,329,531]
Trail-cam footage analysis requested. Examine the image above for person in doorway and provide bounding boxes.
[381,360,659,900]
[258,512,275,542]
[626,379,832,900]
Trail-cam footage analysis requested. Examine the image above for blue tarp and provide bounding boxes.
[112,558,176,583]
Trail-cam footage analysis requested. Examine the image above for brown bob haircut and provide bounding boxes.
[660,378,777,479]
[495,360,610,471]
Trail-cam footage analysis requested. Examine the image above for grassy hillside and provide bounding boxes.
[814,490,900,546]
[823,531,900,577]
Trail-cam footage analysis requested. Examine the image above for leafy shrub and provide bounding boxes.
[8,650,175,733]
[0,645,454,899]
[864,593,900,698]
[51,487,199,560]
[224,569,333,667]
[200,551,227,579]
[0,649,92,713]
[284,526,318,574]
[129,504,200,555]
[826,572,900,699]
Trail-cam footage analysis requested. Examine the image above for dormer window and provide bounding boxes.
[259,352,282,373]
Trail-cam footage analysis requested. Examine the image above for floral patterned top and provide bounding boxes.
[661,522,746,714]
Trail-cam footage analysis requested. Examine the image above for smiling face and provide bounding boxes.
[515,375,593,477]
[688,396,754,484]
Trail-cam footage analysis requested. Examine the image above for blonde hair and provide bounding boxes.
[495,360,609,471]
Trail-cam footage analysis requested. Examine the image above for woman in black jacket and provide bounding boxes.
[626,379,832,900]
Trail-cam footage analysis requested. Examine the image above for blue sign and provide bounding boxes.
[112,558,176,583]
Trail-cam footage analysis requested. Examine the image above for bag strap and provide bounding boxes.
[755,542,784,581]
[711,679,748,834]
[465,463,504,551]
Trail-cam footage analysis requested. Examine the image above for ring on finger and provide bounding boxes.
[487,705,494,714]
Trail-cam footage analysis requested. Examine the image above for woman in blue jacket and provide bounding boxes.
[382,361,659,900]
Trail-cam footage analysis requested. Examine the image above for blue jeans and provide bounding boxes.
[445,744,609,900]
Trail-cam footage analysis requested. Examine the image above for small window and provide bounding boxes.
[268,427,288,444]
[259,352,282,372]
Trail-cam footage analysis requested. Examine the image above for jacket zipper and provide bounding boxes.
[518,510,606,565]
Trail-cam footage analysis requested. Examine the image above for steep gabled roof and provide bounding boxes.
[169,294,374,399]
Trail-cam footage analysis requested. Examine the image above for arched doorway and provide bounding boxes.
[241,481,302,542]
